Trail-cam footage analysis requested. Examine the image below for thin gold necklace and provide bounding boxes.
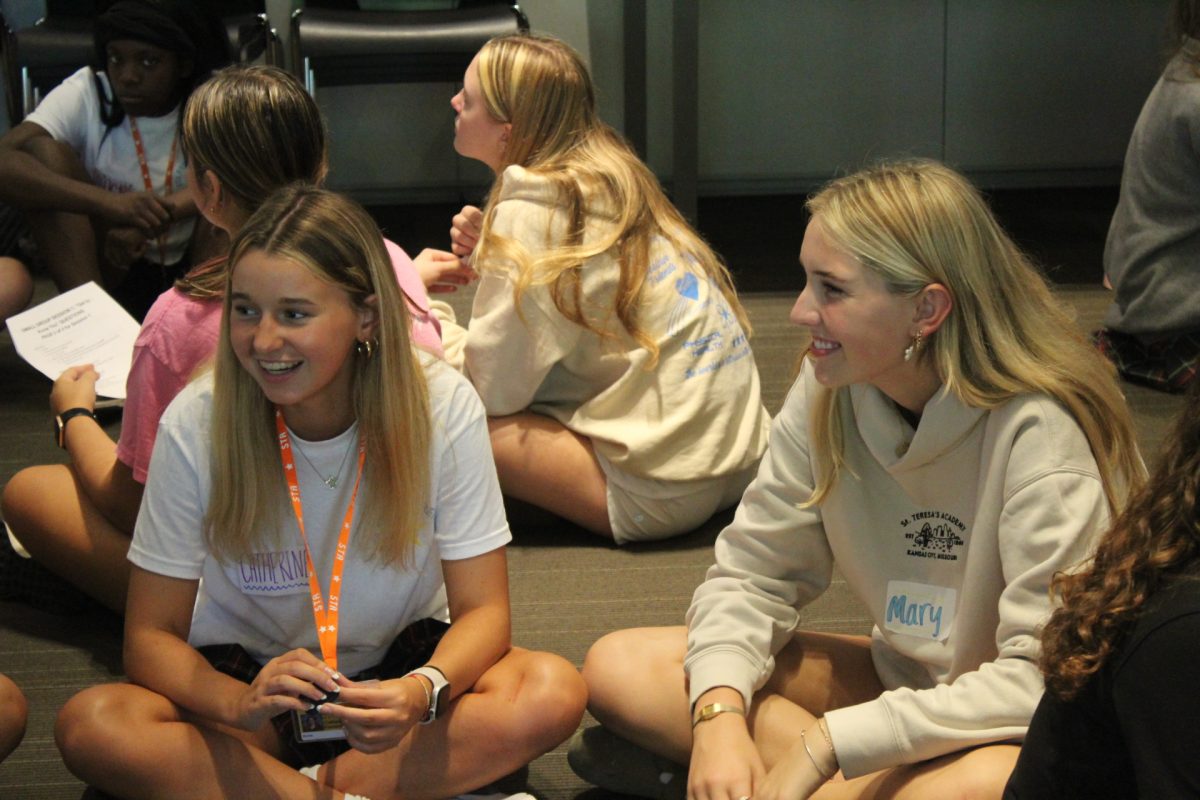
[292,435,356,489]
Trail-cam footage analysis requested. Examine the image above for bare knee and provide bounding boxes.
[582,627,682,724]
[502,650,587,753]
[1,464,70,548]
[0,257,33,321]
[951,746,1019,800]
[1,466,43,534]
[55,684,165,779]
[907,745,1019,800]
[0,674,28,763]
[56,685,125,761]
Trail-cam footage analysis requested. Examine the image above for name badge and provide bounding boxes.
[883,580,956,641]
[238,549,311,597]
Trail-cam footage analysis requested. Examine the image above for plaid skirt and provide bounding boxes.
[196,617,450,768]
[1093,327,1200,394]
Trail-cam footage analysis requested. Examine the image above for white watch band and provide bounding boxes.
[406,666,449,724]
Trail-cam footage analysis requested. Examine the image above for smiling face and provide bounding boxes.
[229,249,377,440]
[791,216,945,412]
[450,54,511,172]
[104,39,189,118]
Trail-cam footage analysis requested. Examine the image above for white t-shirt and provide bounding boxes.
[129,359,511,675]
[26,66,194,264]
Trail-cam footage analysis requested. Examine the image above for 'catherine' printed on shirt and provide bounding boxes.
[239,549,310,595]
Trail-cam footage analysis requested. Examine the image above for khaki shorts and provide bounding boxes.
[597,457,760,545]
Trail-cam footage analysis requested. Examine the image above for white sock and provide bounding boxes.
[299,766,373,800]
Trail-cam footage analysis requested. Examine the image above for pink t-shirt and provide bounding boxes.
[116,287,222,482]
[116,241,443,481]
[385,239,443,356]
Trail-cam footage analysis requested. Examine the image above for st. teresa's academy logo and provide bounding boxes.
[901,510,966,561]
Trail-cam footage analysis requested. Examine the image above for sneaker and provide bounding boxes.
[567,726,686,800]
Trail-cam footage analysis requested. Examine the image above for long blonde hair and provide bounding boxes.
[205,185,430,566]
[803,160,1143,509]
[472,33,748,361]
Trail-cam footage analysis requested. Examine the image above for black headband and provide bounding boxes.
[94,0,198,63]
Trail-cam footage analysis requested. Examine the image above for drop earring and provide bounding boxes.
[904,329,924,363]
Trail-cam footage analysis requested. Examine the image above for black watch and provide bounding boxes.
[54,407,95,449]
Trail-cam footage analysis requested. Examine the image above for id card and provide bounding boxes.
[291,679,380,743]
[293,702,346,742]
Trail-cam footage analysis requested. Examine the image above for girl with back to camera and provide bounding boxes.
[445,33,770,543]
[575,160,1144,800]
[54,185,586,800]
[1093,0,1200,393]
[0,0,229,319]
[1,65,453,613]
[1005,383,1200,797]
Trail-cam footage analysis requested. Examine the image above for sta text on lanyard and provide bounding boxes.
[129,116,177,265]
[275,409,366,672]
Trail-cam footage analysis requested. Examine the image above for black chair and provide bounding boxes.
[0,0,277,125]
[1,1,95,125]
[209,0,280,67]
[291,0,529,95]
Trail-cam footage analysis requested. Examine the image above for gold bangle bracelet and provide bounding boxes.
[691,702,745,728]
[817,717,835,753]
[801,728,834,780]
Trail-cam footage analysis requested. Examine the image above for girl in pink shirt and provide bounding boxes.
[2,65,467,611]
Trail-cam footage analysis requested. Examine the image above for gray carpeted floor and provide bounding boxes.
[0,279,1186,799]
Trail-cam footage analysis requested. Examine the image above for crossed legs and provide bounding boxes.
[56,647,586,800]
[583,627,1019,800]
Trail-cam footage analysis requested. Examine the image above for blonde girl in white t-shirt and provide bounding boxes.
[53,185,585,800]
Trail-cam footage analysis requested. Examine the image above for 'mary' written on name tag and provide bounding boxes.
[883,580,956,641]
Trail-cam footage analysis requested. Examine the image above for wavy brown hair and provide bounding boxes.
[1041,385,1200,700]
[472,33,749,363]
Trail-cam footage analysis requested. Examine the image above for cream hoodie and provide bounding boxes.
[462,165,770,482]
[686,361,1113,777]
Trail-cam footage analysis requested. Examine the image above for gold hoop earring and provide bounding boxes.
[903,329,924,363]
[356,338,377,360]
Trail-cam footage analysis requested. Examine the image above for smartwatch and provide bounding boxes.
[54,407,95,449]
[406,666,450,724]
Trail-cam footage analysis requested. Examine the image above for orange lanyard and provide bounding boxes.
[129,116,178,265]
[275,409,366,671]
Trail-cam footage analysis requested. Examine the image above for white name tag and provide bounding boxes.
[883,580,956,641]
[237,549,310,597]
